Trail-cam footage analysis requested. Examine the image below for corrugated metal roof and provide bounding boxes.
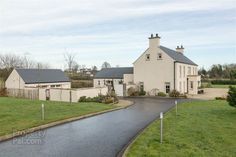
[15,68,70,84]
[94,67,133,79]
[160,46,197,66]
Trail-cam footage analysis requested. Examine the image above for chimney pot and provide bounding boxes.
[176,45,184,53]
[151,34,153,38]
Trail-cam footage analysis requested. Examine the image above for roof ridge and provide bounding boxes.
[160,45,197,66]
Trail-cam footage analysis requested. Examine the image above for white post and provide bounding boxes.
[175,100,178,116]
[160,112,163,144]
[41,103,45,120]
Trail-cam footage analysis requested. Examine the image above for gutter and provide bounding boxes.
[174,61,177,90]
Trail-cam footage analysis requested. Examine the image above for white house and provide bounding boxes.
[6,68,71,89]
[94,34,201,95]
[93,67,133,87]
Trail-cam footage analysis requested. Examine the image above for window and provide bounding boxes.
[146,54,150,61]
[51,85,55,88]
[165,82,170,93]
[179,82,182,93]
[183,66,186,77]
[157,53,162,59]
[183,81,185,93]
[56,85,61,87]
[190,81,193,89]
[179,65,182,78]
[98,80,100,85]
[188,67,191,75]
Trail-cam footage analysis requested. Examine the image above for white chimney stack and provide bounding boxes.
[149,33,161,49]
[176,45,184,54]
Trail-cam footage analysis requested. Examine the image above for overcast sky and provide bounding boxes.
[0,0,235,70]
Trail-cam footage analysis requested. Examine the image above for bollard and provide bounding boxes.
[160,112,163,144]
[41,103,45,120]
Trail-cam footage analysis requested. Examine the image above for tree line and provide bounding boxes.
[0,54,49,81]
[198,64,236,80]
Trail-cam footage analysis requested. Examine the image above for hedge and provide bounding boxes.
[211,80,236,85]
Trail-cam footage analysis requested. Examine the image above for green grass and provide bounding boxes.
[211,84,236,88]
[201,82,236,88]
[126,100,236,157]
[0,97,115,136]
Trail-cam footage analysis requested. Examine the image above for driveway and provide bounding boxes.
[0,97,191,157]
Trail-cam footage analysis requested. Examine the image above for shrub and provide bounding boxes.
[215,97,226,100]
[103,97,114,104]
[79,96,87,102]
[127,87,135,96]
[169,90,180,97]
[157,92,166,97]
[78,94,117,104]
[139,90,146,96]
[0,88,7,96]
[127,87,139,96]
[211,80,236,85]
[227,86,236,108]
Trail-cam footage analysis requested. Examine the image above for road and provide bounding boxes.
[0,97,191,157]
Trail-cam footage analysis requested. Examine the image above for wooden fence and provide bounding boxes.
[7,88,39,100]
[0,79,4,89]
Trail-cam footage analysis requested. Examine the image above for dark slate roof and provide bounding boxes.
[160,46,197,66]
[94,67,133,79]
[15,69,70,84]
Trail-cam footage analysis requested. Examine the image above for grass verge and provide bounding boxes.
[0,97,115,136]
[125,100,236,157]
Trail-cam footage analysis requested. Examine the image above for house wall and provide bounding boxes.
[133,47,174,94]
[188,75,201,95]
[93,79,123,88]
[39,87,108,102]
[5,69,25,89]
[175,62,198,94]
[25,82,71,89]
[123,74,134,84]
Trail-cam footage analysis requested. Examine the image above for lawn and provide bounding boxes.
[0,97,115,136]
[201,82,236,88]
[211,84,236,88]
[125,100,236,157]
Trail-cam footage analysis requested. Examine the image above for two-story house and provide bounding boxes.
[94,34,201,95]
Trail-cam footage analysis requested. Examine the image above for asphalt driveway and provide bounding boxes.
[0,97,191,157]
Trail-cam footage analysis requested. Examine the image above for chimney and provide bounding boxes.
[149,33,161,49]
[176,45,184,53]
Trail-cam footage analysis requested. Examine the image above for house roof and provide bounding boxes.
[15,68,70,84]
[94,67,133,79]
[160,46,197,66]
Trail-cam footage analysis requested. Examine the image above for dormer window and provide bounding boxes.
[157,53,162,59]
[146,54,150,61]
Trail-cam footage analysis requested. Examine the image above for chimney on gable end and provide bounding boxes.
[176,45,184,54]
[149,33,161,49]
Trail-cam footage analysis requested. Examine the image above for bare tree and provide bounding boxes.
[71,61,79,73]
[0,53,50,69]
[101,61,111,69]
[64,52,76,73]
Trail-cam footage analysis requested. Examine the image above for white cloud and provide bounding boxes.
[0,0,235,34]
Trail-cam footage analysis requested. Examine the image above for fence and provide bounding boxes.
[7,88,39,100]
[39,87,108,103]
[7,87,108,103]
